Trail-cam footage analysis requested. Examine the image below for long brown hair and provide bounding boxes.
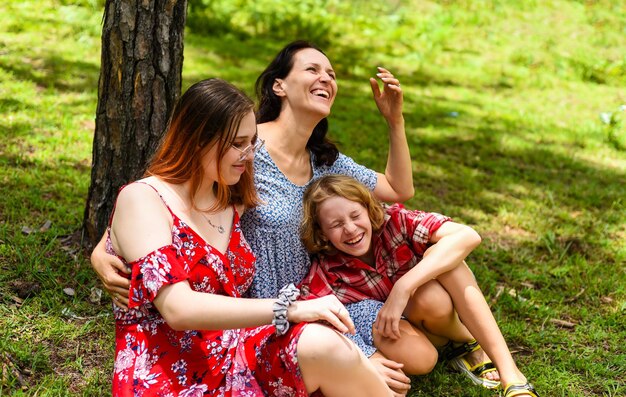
[146,78,259,211]
[301,175,385,254]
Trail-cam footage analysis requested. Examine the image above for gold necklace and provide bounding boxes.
[199,212,225,234]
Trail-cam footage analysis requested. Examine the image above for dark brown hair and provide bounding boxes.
[146,78,259,211]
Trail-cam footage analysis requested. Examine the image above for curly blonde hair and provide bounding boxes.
[301,175,385,254]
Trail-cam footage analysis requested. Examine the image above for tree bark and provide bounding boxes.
[83,0,187,247]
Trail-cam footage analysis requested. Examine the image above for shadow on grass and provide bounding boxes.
[0,51,99,93]
[183,34,281,91]
[0,97,32,112]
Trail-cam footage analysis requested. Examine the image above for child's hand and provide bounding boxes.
[374,285,411,339]
[287,295,355,334]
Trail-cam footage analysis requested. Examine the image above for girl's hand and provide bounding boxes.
[369,352,411,396]
[374,284,411,339]
[369,67,404,127]
[288,295,355,334]
[91,238,131,309]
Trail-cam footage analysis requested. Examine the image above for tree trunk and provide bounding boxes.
[83,0,187,247]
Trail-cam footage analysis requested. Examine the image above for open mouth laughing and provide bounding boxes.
[311,89,330,99]
[344,233,365,246]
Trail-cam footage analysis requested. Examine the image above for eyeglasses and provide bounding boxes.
[232,138,265,161]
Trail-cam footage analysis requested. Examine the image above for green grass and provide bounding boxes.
[1,0,624,395]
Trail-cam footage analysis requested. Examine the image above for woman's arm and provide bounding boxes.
[369,67,414,202]
[369,351,411,397]
[155,282,356,333]
[111,184,356,333]
[375,222,481,338]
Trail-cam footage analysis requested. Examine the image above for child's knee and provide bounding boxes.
[402,343,438,375]
[410,280,454,319]
[373,321,438,376]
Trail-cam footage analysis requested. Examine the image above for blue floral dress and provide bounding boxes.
[241,146,383,356]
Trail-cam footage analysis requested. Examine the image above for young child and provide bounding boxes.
[298,174,540,397]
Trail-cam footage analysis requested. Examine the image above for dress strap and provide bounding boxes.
[133,181,176,217]
[108,181,175,227]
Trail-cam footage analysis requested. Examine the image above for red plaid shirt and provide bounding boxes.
[299,204,450,304]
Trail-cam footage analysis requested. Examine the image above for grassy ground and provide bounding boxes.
[1,0,624,395]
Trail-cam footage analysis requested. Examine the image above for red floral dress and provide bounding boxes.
[107,189,308,397]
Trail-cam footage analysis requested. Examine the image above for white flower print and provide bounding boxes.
[179,383,208,397]
[172,233,184,255]
[270,378,295,397]
[133,341,160,388]
[141,250,172,295]
[115,347,135,373]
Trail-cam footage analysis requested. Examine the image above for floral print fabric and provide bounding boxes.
[107,193,308,397]
[240,147,381,356]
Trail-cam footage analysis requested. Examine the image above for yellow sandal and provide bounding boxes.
[502,382,540,397]
[443,339,501,390]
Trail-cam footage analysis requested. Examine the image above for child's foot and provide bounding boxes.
[501,379,540,397]
[444,340,500,389]
[463,345,500,382]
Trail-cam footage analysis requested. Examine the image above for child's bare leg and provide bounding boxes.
[437,262,529,389]
[373,319,438,375]
[404,279,500,381]
[405,280,470,343]
[298,323,392,397]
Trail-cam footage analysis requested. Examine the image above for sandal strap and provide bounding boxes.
[504,382,540,397]
[470,361,497,378]
[443,339,480,360]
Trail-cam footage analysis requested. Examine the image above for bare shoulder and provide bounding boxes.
[111,181,173,261]
[116,180,156,201]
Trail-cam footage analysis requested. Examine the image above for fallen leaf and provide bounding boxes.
[549,318,577,328]
[89,287,103,304]
[508,288,528,302]
[39,220,52,232]
[9,280,40,299]
[564,288,586,303]
[490,284,505,305]
[601,296,613,304]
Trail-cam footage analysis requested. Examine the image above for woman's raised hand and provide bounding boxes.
[369,66,404,127]
[287,295,356,334]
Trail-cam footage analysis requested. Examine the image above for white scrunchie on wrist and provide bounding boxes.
[272,283,300,336]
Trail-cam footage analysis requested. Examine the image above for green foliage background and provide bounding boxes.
[0,0,624,395]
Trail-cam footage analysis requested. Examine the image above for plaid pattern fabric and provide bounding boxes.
[300,204,450,304]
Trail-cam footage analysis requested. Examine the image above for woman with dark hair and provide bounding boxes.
[105,78,392,396]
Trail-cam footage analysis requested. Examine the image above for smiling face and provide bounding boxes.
[276,48,338,118]
[317,195,374,262]
[202,110,258,186]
